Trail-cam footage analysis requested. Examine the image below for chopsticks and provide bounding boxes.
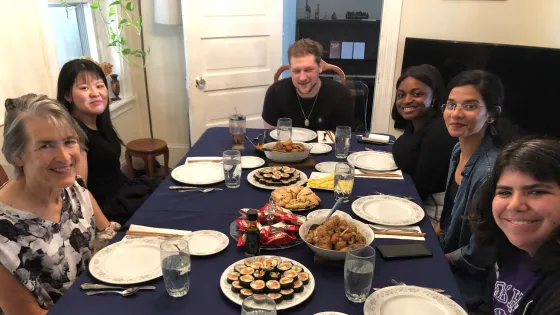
[327,130,335,143]
[373,230,425,237]
[355,173,402,178]
[187,160,222,163]
[125,231,184,238]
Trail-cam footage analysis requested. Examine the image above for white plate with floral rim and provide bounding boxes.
[171,163,225,185]
[347,151,398,172]
[307,209,352,221]
[241,156,265,169]
[310,143,332,155]
[183,230,229,256]
[351,195,425,226]
[270,127,317,142]
[90,238,162,285]
[247,169,308,190]
[364,286,467,315]
[315,161,337,173]
[220,256,315,310]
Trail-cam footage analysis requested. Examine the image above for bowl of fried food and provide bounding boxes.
[299,215,374,260]
[262,140,311,163]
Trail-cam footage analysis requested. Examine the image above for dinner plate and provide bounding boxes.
[171,163,225,185]
[364,286,467,315]
[219,256,315,310]
[347,151,398,172]
[247,169,308,190]
[307,209,352,221]
[307,172,334,191]
[241,156,265,169]
[352,195,425,226]
[270,127,317,142]
[90,238,162,285]
[183,230,229,256]
[310,143,332,155]
[315,161,338,173]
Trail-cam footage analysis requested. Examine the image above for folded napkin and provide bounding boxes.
[370,224,425,241]
[123,224,192,240]
[317,130,335,144]
[184,157,222,166]
[355,169,404,180]
[362,133,391,144]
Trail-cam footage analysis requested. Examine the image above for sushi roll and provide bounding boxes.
[283,270,298,279]
[274,181,283,187]
[240,275,254,288]
[263,174,273,179]
[268,271,280,281]
[268,293,283,304]
[234,264,246,273]
[260,167,273,174]
[284,168,296,174]
[258,177,268,184]
[280,289,294,300]
[293,280,304,293]
[244,258,255,267]
[253,269,265,280]
[271,174,282,182]
[266,280,281,293]
[240,288,253,299]
[279,277,294,290]
[281,166,291,172]
[250,262,263,270]
[298,272,310,285]
[280,173,291,179]
[254,173,264,180]
[231,281,242,293]
[227,272,240,283]
[272,166,283,172]
[291,265,304,273]
[277,262,293,272]
[239,267,255,275]
[265,180,275,186]
[281,179,291,185]
[256,256,267,264]
[250,280,266,294]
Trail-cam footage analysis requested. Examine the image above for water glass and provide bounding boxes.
[241,294,277,315]
[334,162,354,203]
[335,125,351,158]
[223,150,242,189]
[344,245,376,303]
[160,239,191,298]
[277,118,292,141]
[230,114,246,150]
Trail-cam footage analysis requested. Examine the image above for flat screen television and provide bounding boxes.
[397,37,560,137]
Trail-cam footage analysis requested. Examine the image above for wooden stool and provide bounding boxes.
[125,138,169,178]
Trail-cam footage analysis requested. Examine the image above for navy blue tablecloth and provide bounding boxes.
[50,127,465,314]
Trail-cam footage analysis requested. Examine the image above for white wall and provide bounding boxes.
[387,0,560,136]
[296,0,383,20]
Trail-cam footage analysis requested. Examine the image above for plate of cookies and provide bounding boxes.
[270,186,321,212]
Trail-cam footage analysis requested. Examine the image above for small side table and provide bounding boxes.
[125,138,169,178]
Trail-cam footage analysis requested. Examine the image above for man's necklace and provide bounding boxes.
[296,92,319,127]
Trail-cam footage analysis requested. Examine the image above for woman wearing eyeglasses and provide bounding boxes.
[438,69,512,310]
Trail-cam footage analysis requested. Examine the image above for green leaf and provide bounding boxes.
[120,37,127,45]
[90,2,100,9]
[110,33,116,41]
[136,16,142,27]
[108,1,121,6]
[108,6,116,17]
[126,2,134,11]
[119,19,129,26]
[147,47,151,54]
[122,49,131,55]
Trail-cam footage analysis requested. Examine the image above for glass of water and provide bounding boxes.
[161,239,191,298]
[223,150,242,188]
[277,118,292,141]
[335,125,351,158]
[334,162,354,203]
[344,245,375,303]
[241,294,277,315]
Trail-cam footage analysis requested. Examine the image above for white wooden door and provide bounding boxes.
[181,0,283,144]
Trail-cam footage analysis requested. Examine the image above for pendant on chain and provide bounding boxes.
[305,119,309,127]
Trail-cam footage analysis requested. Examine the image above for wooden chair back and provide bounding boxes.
[273,60,346,85]
[0,165,9,186]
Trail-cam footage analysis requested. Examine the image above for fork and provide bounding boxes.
[368,224,418,232]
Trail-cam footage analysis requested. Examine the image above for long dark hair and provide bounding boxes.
[470,137,560,271]
[391,64,447,121]
[57,59,123,145]
[447,69,518,146]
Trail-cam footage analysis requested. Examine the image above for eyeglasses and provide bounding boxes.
[441,103,485,112]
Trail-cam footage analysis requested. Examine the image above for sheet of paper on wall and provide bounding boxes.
[341,42,354,59]
[353,42,365,60]
[329,40,341,59]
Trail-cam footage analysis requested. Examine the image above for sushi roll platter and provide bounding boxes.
[247,167,308,190]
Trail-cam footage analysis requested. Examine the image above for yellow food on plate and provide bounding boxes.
[306,173,335,189]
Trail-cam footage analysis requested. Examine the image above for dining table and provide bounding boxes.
[49,127,466,314]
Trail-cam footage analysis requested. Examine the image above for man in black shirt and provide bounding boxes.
[262,39,354,131]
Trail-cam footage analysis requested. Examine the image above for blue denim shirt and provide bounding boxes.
[440,132,499,307]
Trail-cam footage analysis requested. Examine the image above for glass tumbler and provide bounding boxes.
[335,125,351,158]
[160,239,191,298]
[223,150,242,188]
[334,162,354,203]
[230,114,246,150]
[277,118,292,141]
[344,245,376,303]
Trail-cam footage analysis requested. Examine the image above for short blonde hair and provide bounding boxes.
[287,38,323,65]
[3,94,87,177]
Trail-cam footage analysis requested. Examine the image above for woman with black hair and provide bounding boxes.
[56,59,161,225]
[438,69,511,310]
[391,64,457,223]
[470,138,560,315]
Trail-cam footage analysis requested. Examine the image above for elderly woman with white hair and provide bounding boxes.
[0,94,120,314]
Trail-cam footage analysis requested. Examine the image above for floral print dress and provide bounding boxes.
[0,182,95,311]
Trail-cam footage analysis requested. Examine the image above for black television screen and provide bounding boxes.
[398,37,560,137]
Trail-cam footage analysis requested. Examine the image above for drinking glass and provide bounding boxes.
[344,245,375,303]
[335,125,351,158]
[277,118,292,141]
[223,150,242,189]
[160,239,191,298]
[241,294,277,315]
[230,114,246,150]
[334,162,354,203]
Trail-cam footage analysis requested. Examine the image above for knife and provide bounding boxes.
[80,283,156,290]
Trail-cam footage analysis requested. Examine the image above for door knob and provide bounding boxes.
[195,77,206,89]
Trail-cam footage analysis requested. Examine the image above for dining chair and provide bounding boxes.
[273,60,346,85]
[0,164,9,186]
[345,80,370,133]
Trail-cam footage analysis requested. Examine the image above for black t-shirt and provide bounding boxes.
[77,120,128,208]
[261,78,354,131]
[391,111,457,200]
